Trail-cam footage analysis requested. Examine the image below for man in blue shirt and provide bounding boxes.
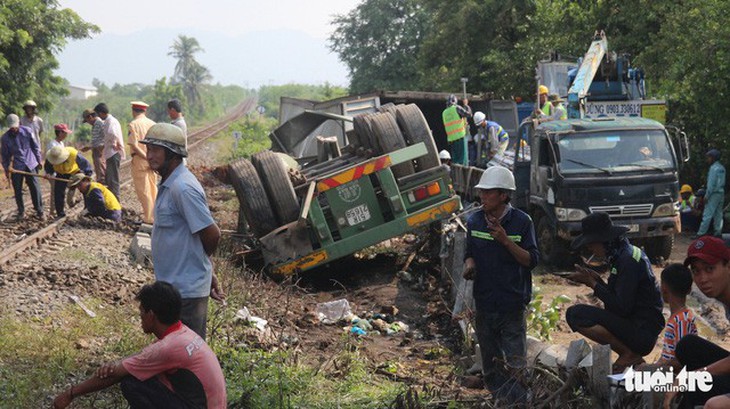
[1,114,44,220]
[140,123,223,340]
[697,149,725,237]
[463,166,539,404]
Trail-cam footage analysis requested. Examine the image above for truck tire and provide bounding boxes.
[370,112,415,178]
[645,235,674,264]
[353,114,377,152]
[252,151,300,225]
[229,158,278,238]
[395,103,439,171]
[537,216,571,268]
[378,102,397,115]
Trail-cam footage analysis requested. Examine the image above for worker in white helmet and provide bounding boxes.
[21,99,44,148]
[473,112,509,167]
[438,149,452,166]
[462,166,538,404]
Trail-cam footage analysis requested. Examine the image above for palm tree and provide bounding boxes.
[168,35,211,112]
[183,63,212,110]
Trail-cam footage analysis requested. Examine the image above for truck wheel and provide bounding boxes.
[645,235,674,264]
[229,158,278,238]
[370,112,415,178]
[378,102,397,115]
[537,217,571,268]
[353,114,377,153]
[395,103,439,171]
[252,151,300,225]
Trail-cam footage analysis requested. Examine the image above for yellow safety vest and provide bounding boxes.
[542,101,552,116]
[54,147,80,175]
[87,181,122,211]
[443,106,466,142]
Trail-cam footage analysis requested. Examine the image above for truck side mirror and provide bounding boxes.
[680,131,689,163]
[666,125,690,163]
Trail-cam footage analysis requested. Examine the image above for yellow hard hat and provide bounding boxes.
[680,184,693,194]
[539,85,549,95]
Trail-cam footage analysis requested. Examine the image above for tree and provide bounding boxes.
[329,0,429,93]
[637,0,730,187]
[0,0,98,115]
[168,35,212,113]
[143,77,186,122]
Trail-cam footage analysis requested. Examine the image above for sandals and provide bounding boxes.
[612,357,645,374]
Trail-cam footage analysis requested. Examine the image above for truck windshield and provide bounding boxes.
[556,130,675,174]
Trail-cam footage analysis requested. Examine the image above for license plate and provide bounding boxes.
[625,224,639,233]
[346,204,371,226]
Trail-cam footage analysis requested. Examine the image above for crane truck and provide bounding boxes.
[451,32,689,266]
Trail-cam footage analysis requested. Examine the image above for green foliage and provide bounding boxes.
[145,77,185,123]
[329,0,725,187]
[528,286,571,341]
[227,115,278,159]
[637,0,730,188]
[329,0,429,94]
[0,0,98,116]
[0,300,147,407]
[257,83,348,120]
[43,79,250,150]
[218,342,405,409]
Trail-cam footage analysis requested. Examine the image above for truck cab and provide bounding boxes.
[519,117,685,265]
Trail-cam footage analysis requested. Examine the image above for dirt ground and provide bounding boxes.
[3,130,728,406]
[538,232,730,365]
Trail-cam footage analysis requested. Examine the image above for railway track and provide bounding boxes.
[0,97,256,265]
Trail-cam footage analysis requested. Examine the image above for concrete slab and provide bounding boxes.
[537,344,569,368]
[129,232,152,265]
[589,344,611,402]
[565,339,591,369]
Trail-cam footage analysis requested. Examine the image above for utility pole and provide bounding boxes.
[460,77,468,99]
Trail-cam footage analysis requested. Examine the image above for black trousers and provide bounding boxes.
[566,304,661,356]
[675,334,730,407]
[120,376,192,409]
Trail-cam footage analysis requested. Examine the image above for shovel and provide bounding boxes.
[9,165,71,183]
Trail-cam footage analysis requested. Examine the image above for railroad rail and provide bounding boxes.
[0,97,256,265]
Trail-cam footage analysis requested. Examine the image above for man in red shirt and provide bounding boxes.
[53,282,227,409]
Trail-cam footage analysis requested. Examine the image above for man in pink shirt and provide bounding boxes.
[53,282,226,409]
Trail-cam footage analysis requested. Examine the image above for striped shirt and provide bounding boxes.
[660,308,697,361]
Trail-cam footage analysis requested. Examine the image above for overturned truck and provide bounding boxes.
[229,102,461,276]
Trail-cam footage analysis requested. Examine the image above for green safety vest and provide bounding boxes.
[541,101,552,116]
[443,105,466,142]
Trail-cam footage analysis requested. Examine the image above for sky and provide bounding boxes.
[56,0,360,88]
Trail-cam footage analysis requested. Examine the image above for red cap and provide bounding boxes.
[53,123,73,134]
[685,236,730,266]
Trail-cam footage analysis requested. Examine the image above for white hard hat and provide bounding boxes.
[439,150,451,160]
[475,166,516,191]
[473,111,486,126]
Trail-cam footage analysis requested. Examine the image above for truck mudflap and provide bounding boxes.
[271,196,461,276]
[556,215,680,241]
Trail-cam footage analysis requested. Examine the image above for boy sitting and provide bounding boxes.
[656,263,698,369]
